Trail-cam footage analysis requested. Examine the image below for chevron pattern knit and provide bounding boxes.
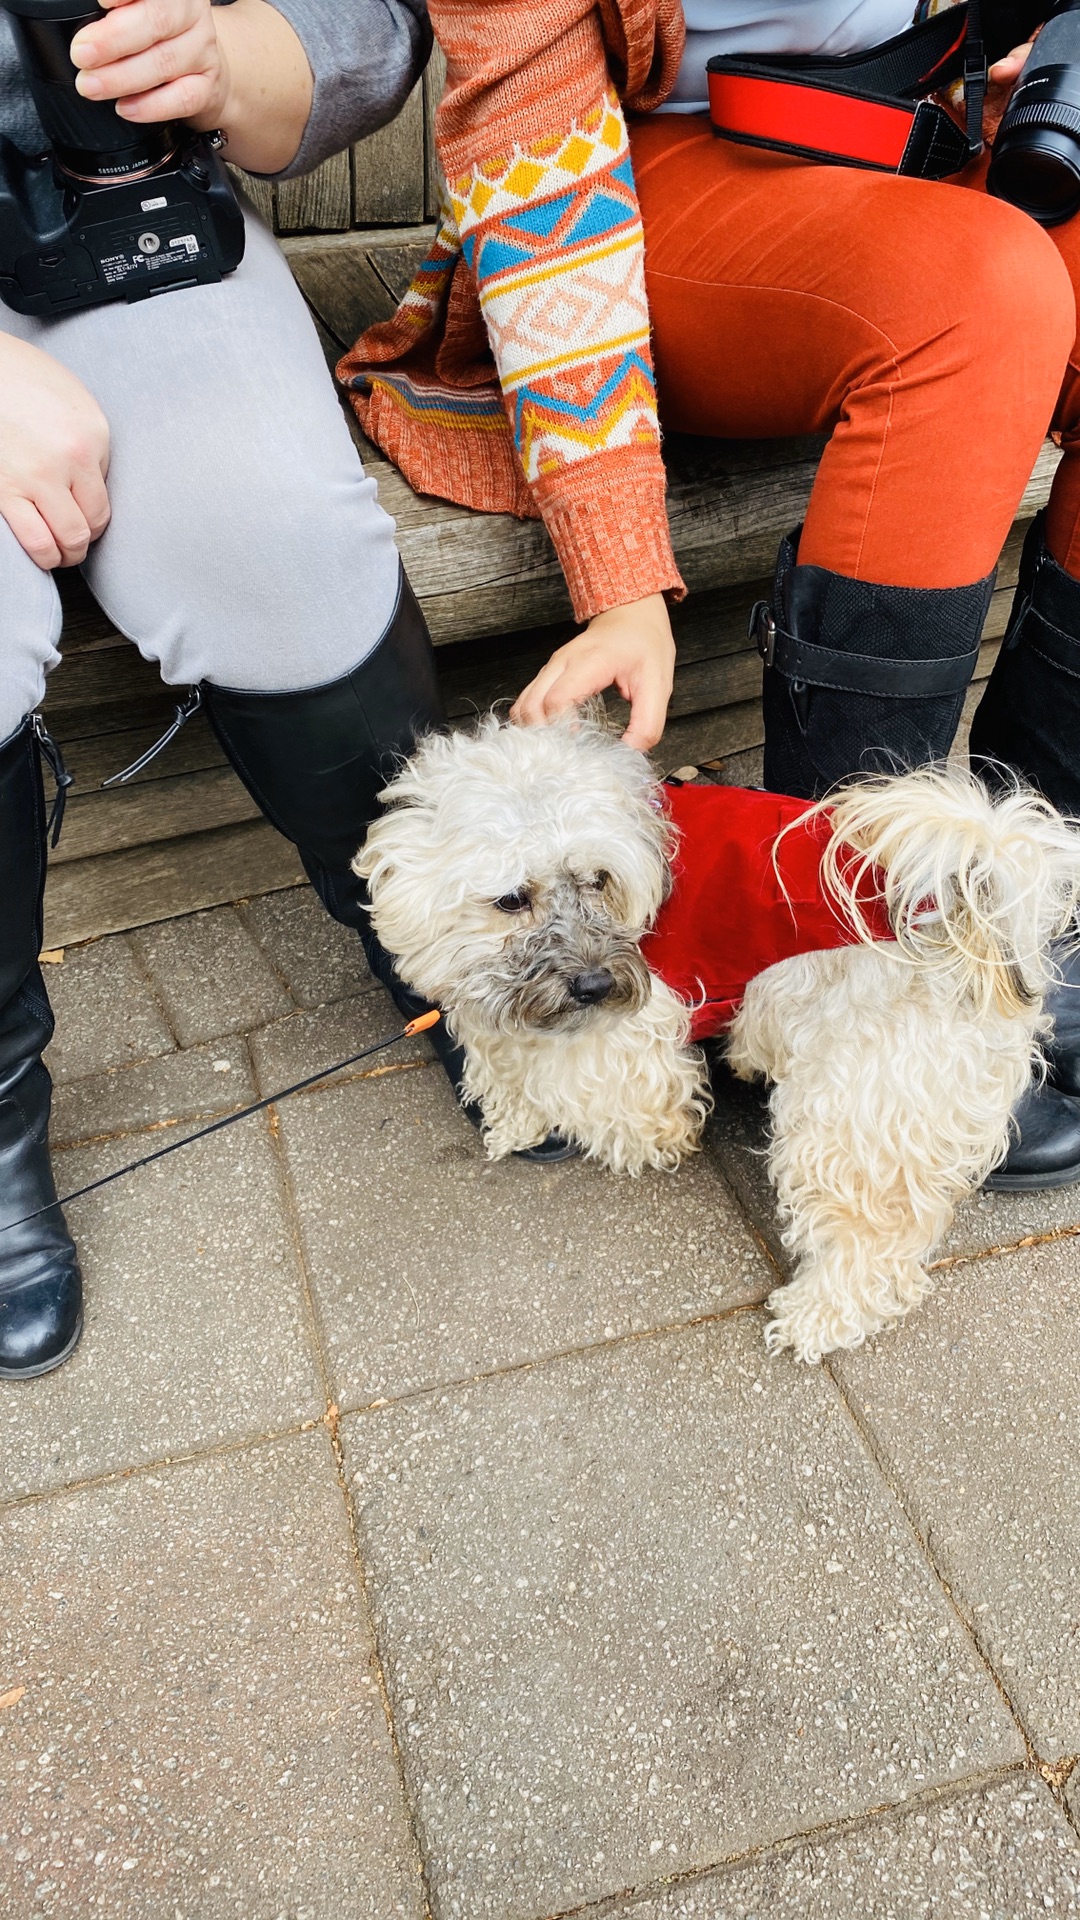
[450,90,661,486]
[338,0,688,621]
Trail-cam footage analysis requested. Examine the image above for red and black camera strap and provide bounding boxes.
[707,2,986,180]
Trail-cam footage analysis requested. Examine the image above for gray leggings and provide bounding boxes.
[0,199,402,745]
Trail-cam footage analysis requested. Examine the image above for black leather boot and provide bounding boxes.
[757,529,996,799]
[969,517,1080,1188]
[0,719,83,1377]
[1043,943,1080,1098]
[970,512,1080,817]
[983,1078,1080,1191]
[202,573,576,1162]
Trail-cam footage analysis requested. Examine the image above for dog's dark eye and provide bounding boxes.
[494,888,532,914]
[592,870,611,890]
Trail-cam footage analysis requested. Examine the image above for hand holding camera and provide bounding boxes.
[69,0,231,134]
[67,0,312,174]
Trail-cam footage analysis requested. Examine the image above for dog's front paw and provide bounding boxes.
[764,1281,863,1364]
[481,1114,558,1160]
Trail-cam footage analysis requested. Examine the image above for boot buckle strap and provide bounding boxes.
[755,618,979,700]
[749,600,778,669]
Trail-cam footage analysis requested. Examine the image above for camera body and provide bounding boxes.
[0,0,244,315]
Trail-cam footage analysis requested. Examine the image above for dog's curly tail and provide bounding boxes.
[804,765,1080,1020]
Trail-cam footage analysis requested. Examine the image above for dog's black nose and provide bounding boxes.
[570,967,615,1005]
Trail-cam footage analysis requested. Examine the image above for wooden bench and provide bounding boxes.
[39,226,1060,950]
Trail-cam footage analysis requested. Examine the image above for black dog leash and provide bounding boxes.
[0,1009,441,1237]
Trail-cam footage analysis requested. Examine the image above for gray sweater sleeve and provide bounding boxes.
[222,0,432,179]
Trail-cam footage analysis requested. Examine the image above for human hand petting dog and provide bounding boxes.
[70,0,313,175]
[510,593,676,752]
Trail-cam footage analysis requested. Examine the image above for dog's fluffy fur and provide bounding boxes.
[355,715,712,1173]
[356,715,1080,1362]
[729,769,1080,1361]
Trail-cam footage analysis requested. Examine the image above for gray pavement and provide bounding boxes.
[2,889,1079,1917]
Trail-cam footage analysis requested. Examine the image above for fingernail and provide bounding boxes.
[76,73,102,96]
[70,34,95,63]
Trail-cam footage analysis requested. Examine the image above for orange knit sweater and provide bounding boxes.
[337,0,688,621]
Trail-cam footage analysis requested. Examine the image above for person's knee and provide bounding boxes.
[0,520,63,743]
[89,436,402,693]
[937,197,1075,414]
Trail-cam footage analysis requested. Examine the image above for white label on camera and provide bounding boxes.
[170,235,199,254]
[141,195,168,212]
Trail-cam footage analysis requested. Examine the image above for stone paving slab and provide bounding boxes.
[50,1036,255,1148]
[0,1116,322,1503]
[239,886,374,1009]
[613,1776,1080,1919]
[128,906,294,1048]
[43,937,175,1084]
[344,1315,1021,1920]
[834,1236,1080,1760]
[0,1432,426,1920]
[249,986,433,1096]
[279,1062,775,1410]
[710,1068,1080,1271]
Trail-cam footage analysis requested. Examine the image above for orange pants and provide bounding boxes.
[631,114,1080,586]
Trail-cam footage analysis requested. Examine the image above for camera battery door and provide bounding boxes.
[0,138,246,315]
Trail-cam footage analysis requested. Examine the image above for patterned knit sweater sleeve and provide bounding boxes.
[339,0,687,622]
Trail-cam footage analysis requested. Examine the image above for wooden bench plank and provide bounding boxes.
[352,83,426,226]
[51,766,261,868]
[43,821,304,951]
[283,228,435,348]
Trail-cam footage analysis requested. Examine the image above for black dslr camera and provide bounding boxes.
[0,0,244,315]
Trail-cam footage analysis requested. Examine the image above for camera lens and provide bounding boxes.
[1,0,173,179]
[989,9,1080,225]
[990,124,1080,220]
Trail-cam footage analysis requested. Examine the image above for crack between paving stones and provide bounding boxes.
[0,1415,329,1515]
[822,1353,1077,1819]
[51,1057,432,1153]
[263,1078,439,1920]
[122,926,184,1051]
[928,1216,1080,1275]
[711,1116,1080,1835]
[340,1298,768,1423]
[530,1762,1031,1920]
[232,898,303,1008]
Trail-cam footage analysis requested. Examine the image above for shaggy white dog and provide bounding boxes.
[356,714,712,1173]
[355,714,1080,1362]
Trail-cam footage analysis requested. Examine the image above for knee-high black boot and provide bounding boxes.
[202,573,574,1160]
[970,512,1080,814]
[758,528,996,799]
[969,513,1080,1188]
[0,719,83,1377]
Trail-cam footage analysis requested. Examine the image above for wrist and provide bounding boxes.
[587,594,674,638]
[188,0,313,174]
[188,7,234,135]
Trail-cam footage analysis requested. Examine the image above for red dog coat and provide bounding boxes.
[641,783,894,1041]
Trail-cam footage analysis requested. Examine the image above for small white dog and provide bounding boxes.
[355,713,1080,1361]
[357,714,712,1173]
